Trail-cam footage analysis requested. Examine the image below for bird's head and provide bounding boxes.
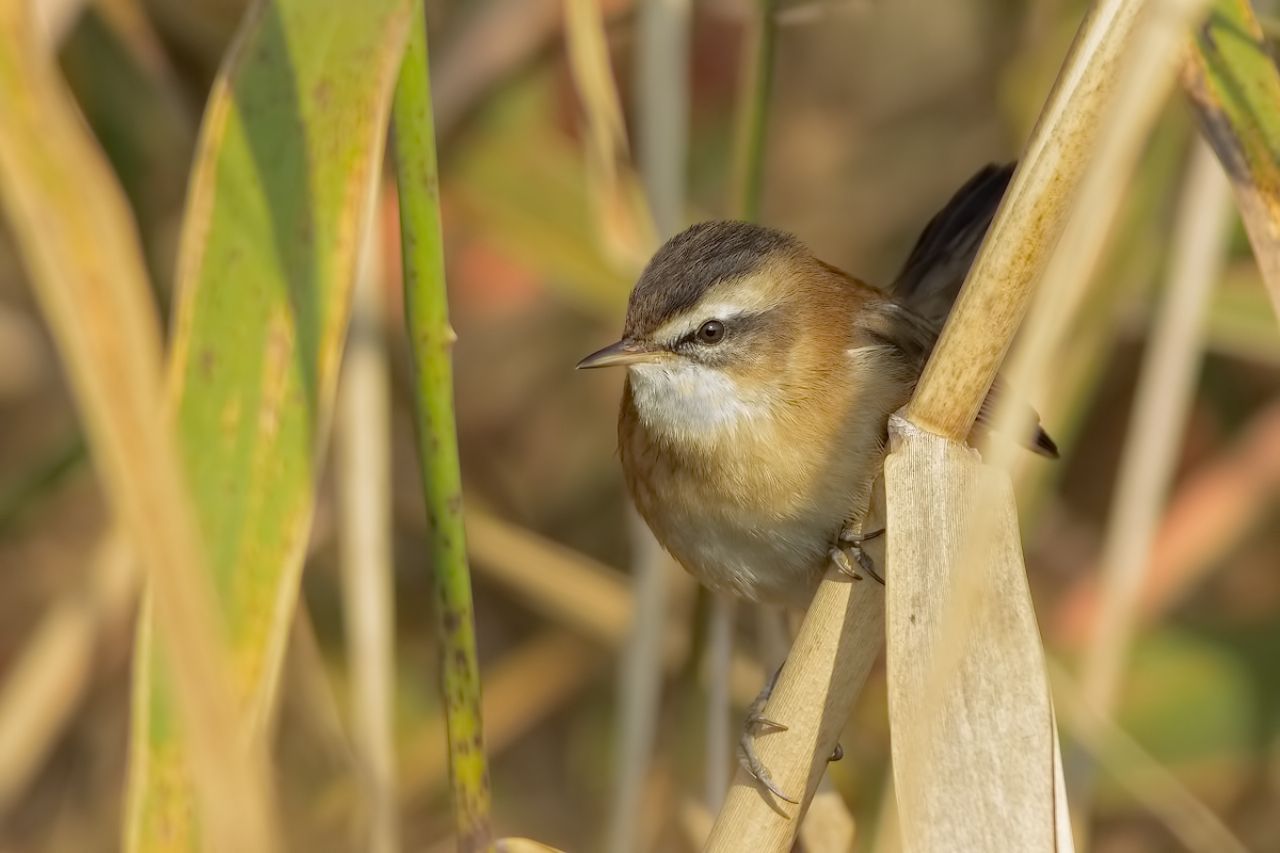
[578,221,860,444]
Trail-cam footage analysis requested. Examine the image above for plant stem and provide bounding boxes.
[391,5,492,850]
[730,0,777,221]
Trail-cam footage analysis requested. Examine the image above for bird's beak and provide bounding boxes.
[576,338,663,369]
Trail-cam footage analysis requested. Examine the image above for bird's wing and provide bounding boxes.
[891,162,1014,327]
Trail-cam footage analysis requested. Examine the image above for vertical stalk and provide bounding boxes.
[391,5,492,850]
[338,206,399,853]
[608,2,689,850]
[730,0,778,221]
[704,595,735,809]
[1074,137,1233,841]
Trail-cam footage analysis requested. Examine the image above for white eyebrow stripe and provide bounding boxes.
[653,302,757,343]
[650,270,784,342]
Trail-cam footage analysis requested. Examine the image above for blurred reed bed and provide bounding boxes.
[0,0,1278,852]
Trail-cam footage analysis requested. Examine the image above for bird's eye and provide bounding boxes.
[696,320,725,344]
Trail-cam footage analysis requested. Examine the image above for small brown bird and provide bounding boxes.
[578,164,1055,799]
[580,163,1054,606]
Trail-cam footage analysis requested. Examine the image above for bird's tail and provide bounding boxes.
[891,162,1058,458]
[890,162,1014,327]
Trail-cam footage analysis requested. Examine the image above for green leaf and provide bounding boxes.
[126,1,411,848]
[1185,0,1280,322]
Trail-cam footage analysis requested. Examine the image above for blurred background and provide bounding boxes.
[2,0,1279,851]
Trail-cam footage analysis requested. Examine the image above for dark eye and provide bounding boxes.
[696,320,725,344]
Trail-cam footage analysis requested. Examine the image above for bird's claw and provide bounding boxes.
[738,729,799,804]
[739,665,799,804]
[738,665,847,805]
[831,526,885,585]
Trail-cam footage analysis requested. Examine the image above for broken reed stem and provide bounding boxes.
[1072,138,1233,837]
[708,1,1209,849]
[898,0,1208,848]
[391,5,492,849]
[908,0,1203,440]
[338,211,399,853]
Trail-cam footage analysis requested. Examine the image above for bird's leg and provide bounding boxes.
[830,525,885,585]
[738,664,796,803]
[737,664,845,805]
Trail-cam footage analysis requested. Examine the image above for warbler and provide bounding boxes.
[578,163,1056,800]
[580,163,1054,605]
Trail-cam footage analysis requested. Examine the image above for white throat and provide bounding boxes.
[627,361,772,444]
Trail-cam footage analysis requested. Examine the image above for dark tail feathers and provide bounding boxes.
[891,163,1014,326]
[892,162,1058,458]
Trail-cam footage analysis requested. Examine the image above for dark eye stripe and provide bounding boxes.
[671,311,770,349]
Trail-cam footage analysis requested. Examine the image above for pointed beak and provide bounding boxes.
[576,338,663,369]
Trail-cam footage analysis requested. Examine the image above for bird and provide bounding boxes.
[577,162,1056,799]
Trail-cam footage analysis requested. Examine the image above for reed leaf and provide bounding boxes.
[0,2,280,849]
[126,0,412,847]
[1184,0,1280,320]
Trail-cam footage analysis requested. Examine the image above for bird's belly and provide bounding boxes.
[661,512,836,606]
[627,438,881,606]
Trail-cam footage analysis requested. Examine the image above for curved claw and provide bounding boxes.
[830,546,864,581]
[739,663,799,804]
[737,734,799,805]
[839,527,884,546]
[829,742,844,763]
[832,526,886,585]
[747,714,788,734]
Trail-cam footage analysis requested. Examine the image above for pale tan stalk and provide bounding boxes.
[0,533,135,814]
[1078,136,1232,731]
[1049,660,1248,853]
[706,0,1207,848]
[459,508,757,699]
[338,203,399,853]
[890,0,1208,848]
[704,595,736,809]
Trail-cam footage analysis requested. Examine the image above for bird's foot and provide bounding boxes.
[830,526,885,585]
[738,665,796,803]
[738,665,844,805]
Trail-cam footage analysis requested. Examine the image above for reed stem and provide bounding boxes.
[392,6,492,849]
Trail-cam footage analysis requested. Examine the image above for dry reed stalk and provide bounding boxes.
[883,421,1074,852]
[337,201,399,853]
[1055,399,1280,641]
[0,533,135,815]
[563,0,657,268]
[798,780,857,852]
[563,2,673,847]
[704,595,735,809]
[892,0,1209,847]
[708,0,1208,849]
[704,509,886,849]
[609,515,676,853]
[1074,138,1233,820]
[460,507,767,703]
[1048,660,1248,853]
[32,0,86,45]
